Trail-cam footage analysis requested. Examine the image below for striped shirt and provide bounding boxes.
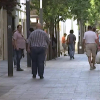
[28,29,50,48]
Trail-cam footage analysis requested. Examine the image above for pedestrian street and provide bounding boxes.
[0,54,100,100]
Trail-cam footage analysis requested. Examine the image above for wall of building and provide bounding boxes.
[0,9,7,60]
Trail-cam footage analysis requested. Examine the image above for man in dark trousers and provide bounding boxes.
[27,23,50,79]
[67,30,76,60]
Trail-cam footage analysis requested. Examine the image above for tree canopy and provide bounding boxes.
[31,0,100,26]
[31,0,72,27]
[0,0,21,14]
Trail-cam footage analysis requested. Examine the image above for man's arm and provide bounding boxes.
[45,33,50,45]
[13,33,18,50]
[95,34,99,46]
[83,33,86,48]
[74,35,76,44]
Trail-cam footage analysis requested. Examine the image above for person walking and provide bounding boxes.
[27,23,50,79]
[67,30,76,60]
[13,25,26,71]
[26,28,34,58]
[52,34,57,59]
[83,26,98,70]
[62,33,67,56]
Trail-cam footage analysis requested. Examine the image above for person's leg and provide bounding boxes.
[86,44,93,70]
[13,49,17,67]
[71,44,75,59]
[68,46,70,56]
[37,47,46,79]
[92,56,96,68]
[62,43,67,56]
[73,44,75,58]
[91,44,97,68]
[31,47,38,78]
[69,44,72,59]
[16,49,22,71]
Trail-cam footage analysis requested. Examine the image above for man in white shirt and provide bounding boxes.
[83,26,98,70]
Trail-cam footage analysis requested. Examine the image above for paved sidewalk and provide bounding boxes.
[0,54,100,100]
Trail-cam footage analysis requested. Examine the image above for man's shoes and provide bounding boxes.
[70,57,72,60]
[73,56,75,59]
[17,68,24,71]
[33,75,36,79]
[90,66,94,70]
[93,66,96,69]
[40,76,44,79]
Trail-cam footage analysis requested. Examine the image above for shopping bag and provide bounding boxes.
[96,51,100,64]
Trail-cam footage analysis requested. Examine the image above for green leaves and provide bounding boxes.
[31,0,71,27]
[0,0,21,14]
[31,0,100,26]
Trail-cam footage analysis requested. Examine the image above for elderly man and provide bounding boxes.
[83,26,99,70]
[28,23,50,79]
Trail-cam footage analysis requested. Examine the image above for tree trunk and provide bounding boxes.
[57,20,60,57]
[49,19,54,60]
[55,19,57,57]
[78,19,84,54]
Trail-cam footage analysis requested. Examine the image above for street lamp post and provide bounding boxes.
[39,0,43,25]
[7,14,13,76]
[26,0,31,67]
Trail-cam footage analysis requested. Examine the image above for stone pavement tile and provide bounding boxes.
[43,83,56,88]
[87,82,100,86]
[1,54,100,100]
[18,94,47,99]
[54,83,66,88]
[62,86,76,93]
[49,88,64,94]
[86,92,100,99]
[0,94,20,100]
[44,93,74,99]
[72,92,87,99]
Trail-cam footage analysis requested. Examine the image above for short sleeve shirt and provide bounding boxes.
[13,31,26,49]
[83,31,97,43]
[62,36,66,43]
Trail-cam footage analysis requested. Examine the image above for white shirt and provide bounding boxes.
[83,31,97,43]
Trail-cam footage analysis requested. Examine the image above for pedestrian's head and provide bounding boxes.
[64,33,67,37]
[70,30,74,34]
[88,26,92,30]
[36,23,42,29]
[92,27,96,32]
[29,28,34,32]
[17,25,22,32]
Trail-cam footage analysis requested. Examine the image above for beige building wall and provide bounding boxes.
[0,5,26,60]
[0,8,7,60]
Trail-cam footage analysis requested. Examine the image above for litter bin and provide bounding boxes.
[78,42,84,54]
